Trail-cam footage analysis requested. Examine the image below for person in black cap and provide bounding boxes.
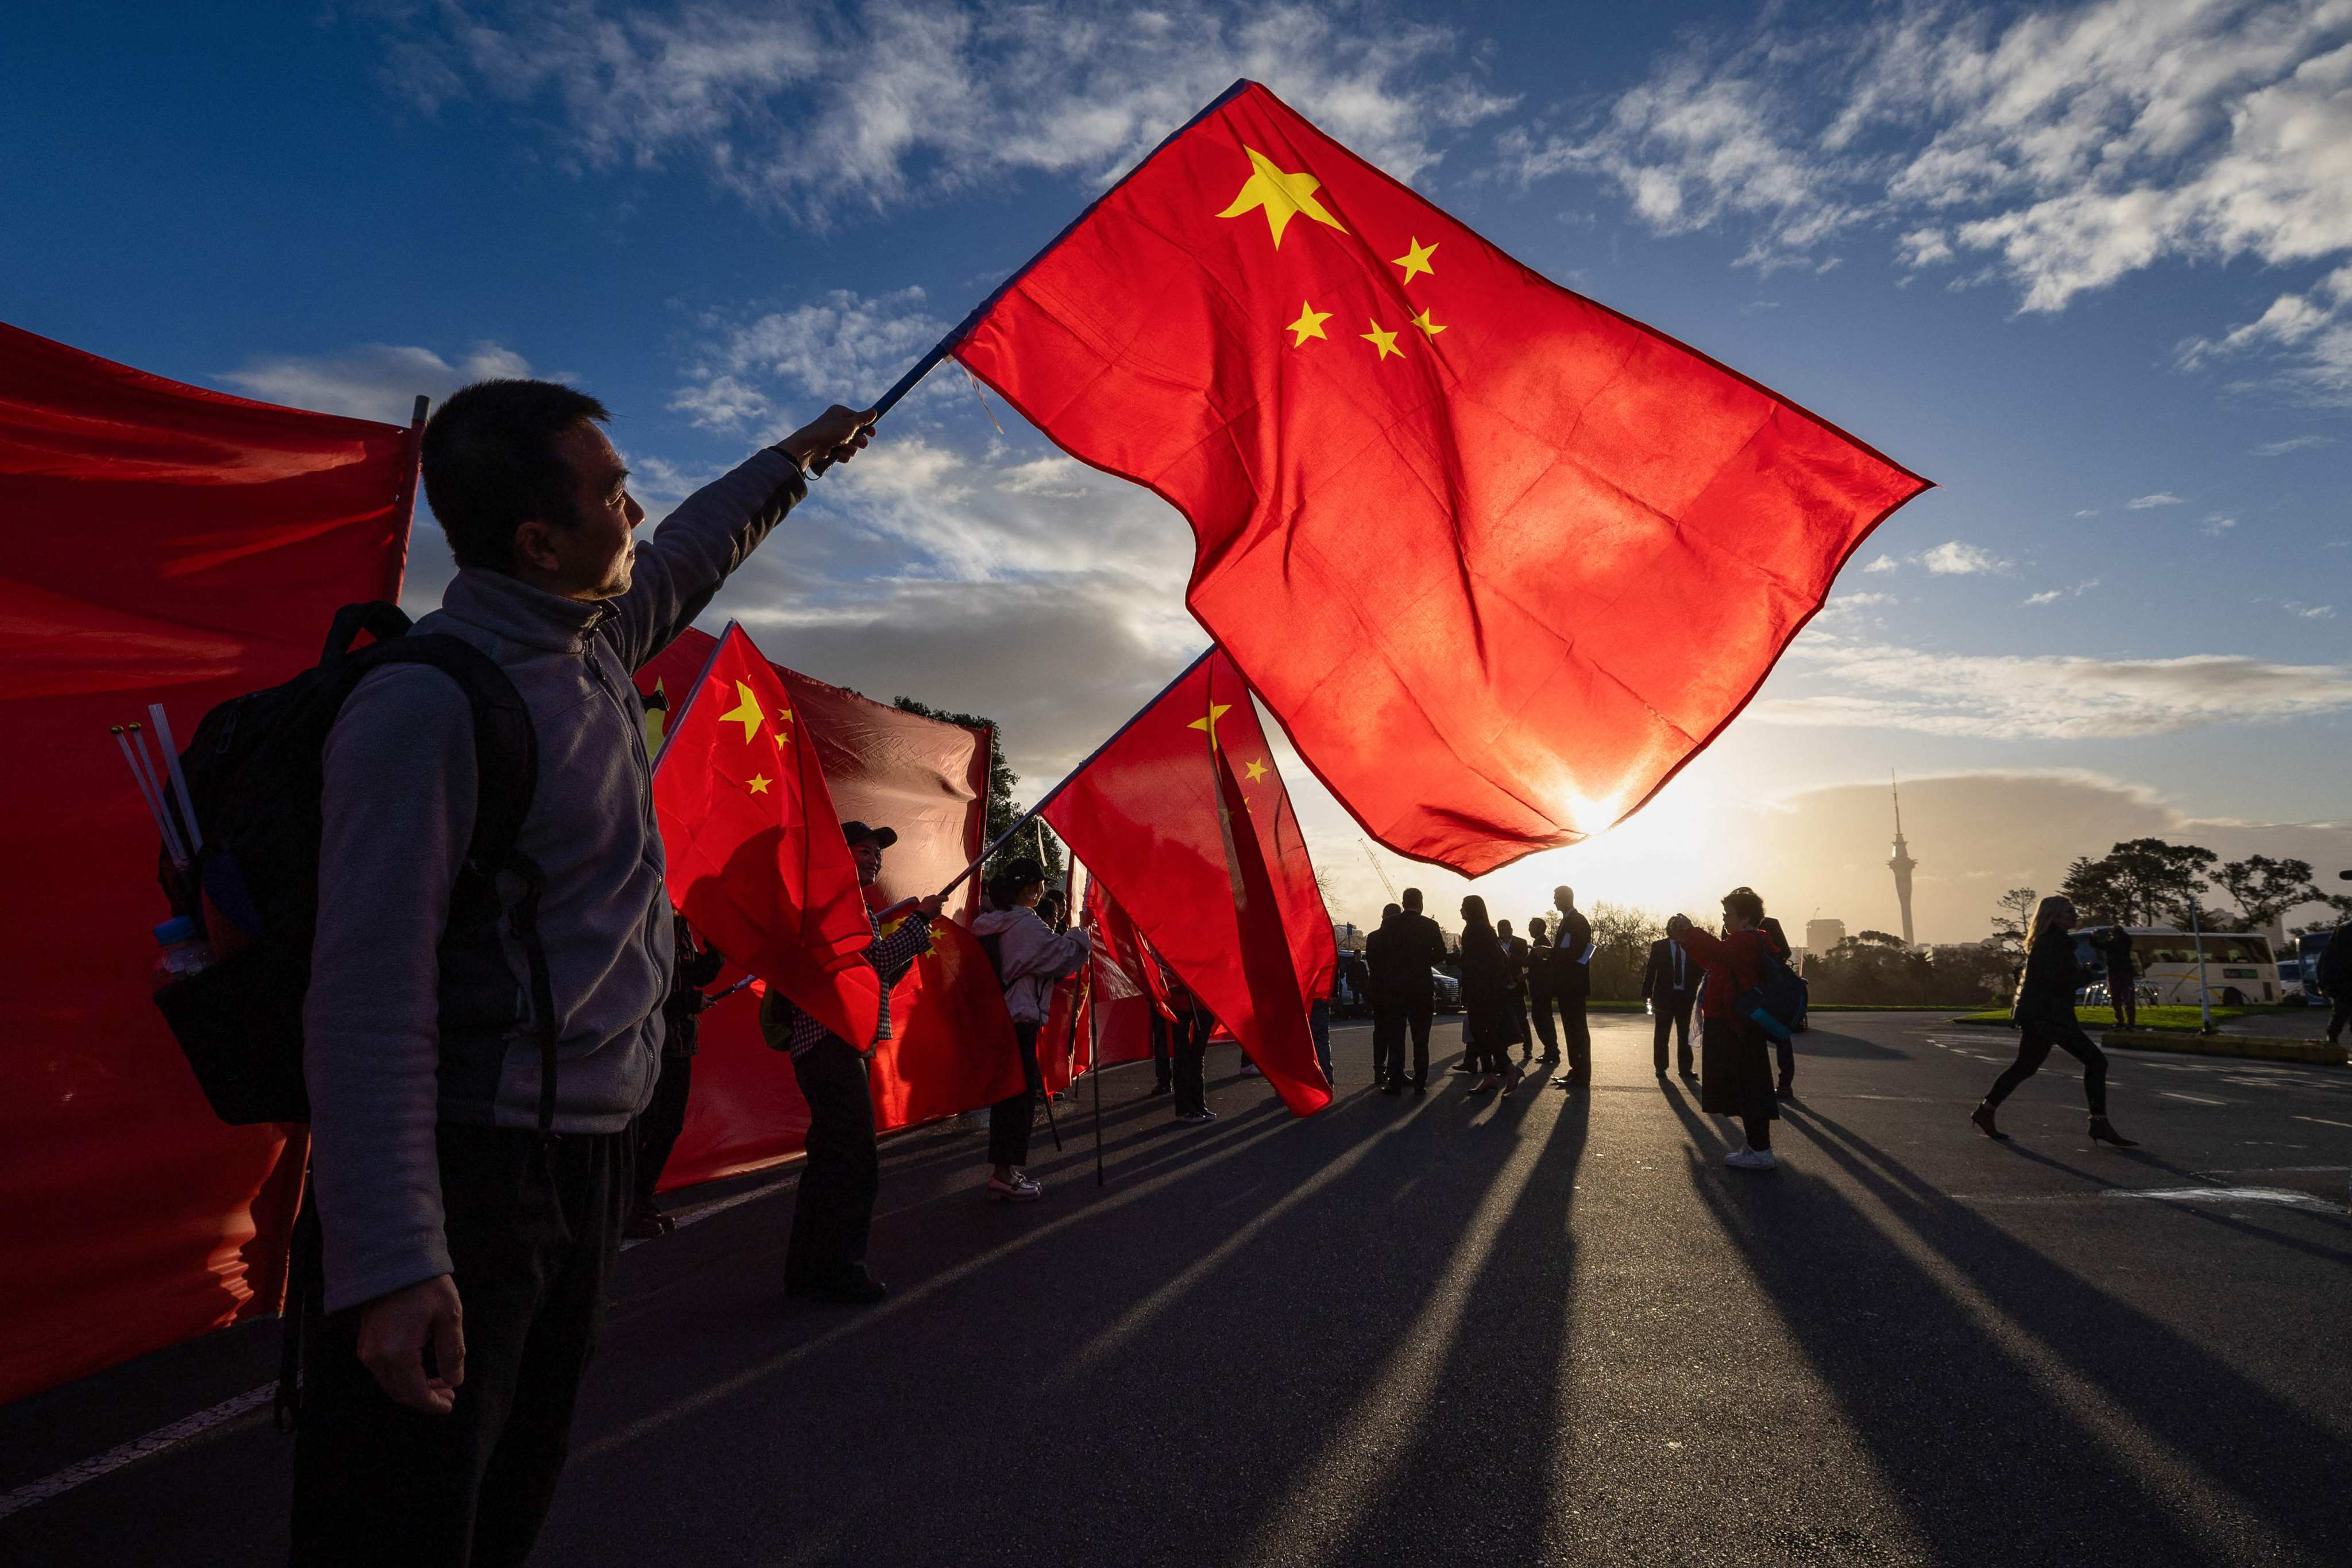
[2322,870,2352,1047]
[759,820,940,1304]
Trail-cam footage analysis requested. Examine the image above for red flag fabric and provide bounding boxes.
[653,623,879,1049]
[1041,651,1330,1114]
[953,80,1930,876]
[0,320,418,1401]
[638,627,989,921]
[864,890,1027,1128]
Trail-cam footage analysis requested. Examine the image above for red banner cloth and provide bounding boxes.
[633,628,1010,1188]
[954,80,1930,876]
[653,622,880,1049]
[0,320,418,1402]
[1042,650,1331,1115]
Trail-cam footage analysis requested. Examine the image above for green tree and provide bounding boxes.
[1585,901,1664,999]
[2213,855,2316,929]
[2073,839,2217,926]
[890,696,1064,885]
[2058,856,2130,925]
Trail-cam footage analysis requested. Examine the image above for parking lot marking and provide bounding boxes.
[2292,1114,2352,1130]
[2158,1092,2228,1106]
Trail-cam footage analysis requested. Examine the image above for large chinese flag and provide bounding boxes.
[1042,650,1331,1115]
[864,889,1026,1127]
[954,81,1930,875]
[654,623,879,1048]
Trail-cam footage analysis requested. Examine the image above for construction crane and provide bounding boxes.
[1358,837,1399,901]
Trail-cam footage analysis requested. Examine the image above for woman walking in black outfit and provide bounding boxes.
[1669,894,1779,1170]
[1457,897,1525,1096]
[1973,895,2137,1146]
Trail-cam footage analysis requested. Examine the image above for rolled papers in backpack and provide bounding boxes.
[125,724,192,867]
[113,724,188,866]
[148,701,204,855]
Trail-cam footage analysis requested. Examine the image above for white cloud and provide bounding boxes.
[2204,512,2239,534]
[2287,600,2338,617]
[1920,539,2013,575]
[2127,492,2185,509]
[672,287,950,437]
[1861,553,1901,573]
[2072,508,2100,517]
[2021,589,2063,606]
[379,1,1513,226]
[220,341,532,422]
[1758,637,2352,739]
[2251,432,2337,454]
[2179,262,2352,400]
[1512,1,2352,391]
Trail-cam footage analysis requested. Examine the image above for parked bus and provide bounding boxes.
[2084,926,2282,1007]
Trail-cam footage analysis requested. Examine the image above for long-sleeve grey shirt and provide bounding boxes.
[304,448,806,1312]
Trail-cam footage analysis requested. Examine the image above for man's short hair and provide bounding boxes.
[1723,887,1765,925]
[1381,902,1401,921]
[422,380,612,573]
[1400,887,1423,910]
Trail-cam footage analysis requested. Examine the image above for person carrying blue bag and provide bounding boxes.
[1669,889,1784,1172]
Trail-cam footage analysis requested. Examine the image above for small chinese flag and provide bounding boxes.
[1042,649,1331,1115]
[862,886,1027,1129]
[653,622,879,1048]
[955,81,1929,876]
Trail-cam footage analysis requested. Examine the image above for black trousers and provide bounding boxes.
[1558,992,1592,1082]
[1149,1006,1172,1088]
[787,1036,880,1289]
[1402,1000,1433,1086]
[988,1021,1044,1167]
[1985,1018,2110,1117]
[289,1127,628,1568]
[1372,1005,1405,1083]
[1774,1030,1795,1091]
[2112,979,2138,1028]
[1527,991,1559,1057]
[632,1050,694,1207]
[1173,1007,1212,1114]
[2327,992,2349,1042]
[1651,994,1694,1075]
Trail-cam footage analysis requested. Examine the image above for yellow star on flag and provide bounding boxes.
[1392,236,1438,283]
[1218,146,1347,249]
[1362,320,1401,361]
[720,681,764,743]
[1244,758,1269,782]
[1286,302,1331,347]
[1411,307,1446,337]
[1189,701,1233,748]
[745,773,772,795]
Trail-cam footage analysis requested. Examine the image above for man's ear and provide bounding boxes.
[511,517,561,574]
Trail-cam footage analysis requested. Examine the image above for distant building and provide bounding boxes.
[1887,774,1918,948]
[1806,918,1847,956]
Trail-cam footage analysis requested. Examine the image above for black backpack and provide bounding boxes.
[153,601,555,1129]
[1733,944,1809,1041]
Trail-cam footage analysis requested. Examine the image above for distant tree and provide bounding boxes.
[891,696,1063,885]
[2058,856,2131,925]
[1990,887,2037,957]
[1585,901,1665,998]
[2213,855,2316,930]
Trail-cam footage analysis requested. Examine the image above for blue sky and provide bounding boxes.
[10,0,2349,940]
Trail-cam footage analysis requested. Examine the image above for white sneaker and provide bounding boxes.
[1724,1148,1778,1171]
[988,1172,1045,1203]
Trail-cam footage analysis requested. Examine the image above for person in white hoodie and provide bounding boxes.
[972,858,1090,1202]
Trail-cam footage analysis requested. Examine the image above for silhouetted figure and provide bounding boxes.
[1458,897,1525,1096]
[1756,907,1796,1097]
[1550,885,1594,1089]
[1366,902,1405,1088]
[1380,888,1449,1094]
[1641,922,1698,1080]
[1525,916,1561,1061]
[2322,895,2352,1046]
[1496,918,1534,1061]
[628,911,724,1239]
[1166,966,1216,1123]
[1670,892,1779,1170]
[1973,896,2136,1147]
[2102,925,2138,1027]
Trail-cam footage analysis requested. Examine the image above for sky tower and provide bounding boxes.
[1887,772,1918,948]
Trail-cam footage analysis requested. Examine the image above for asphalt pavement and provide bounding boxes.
[6,1011,2350,1566]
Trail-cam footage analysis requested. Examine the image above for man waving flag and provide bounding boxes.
[653,623,879,1049]
[1041,649,1332,1116]
[950,81,1929,876]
